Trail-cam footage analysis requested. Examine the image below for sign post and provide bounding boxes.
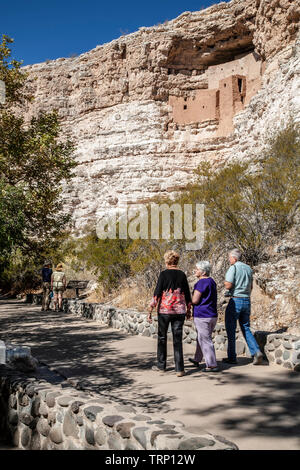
[66,280,89,298]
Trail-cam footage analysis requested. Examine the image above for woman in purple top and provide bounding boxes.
[189,261,219,372]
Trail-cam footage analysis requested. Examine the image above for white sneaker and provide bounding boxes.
[253,351,263,365]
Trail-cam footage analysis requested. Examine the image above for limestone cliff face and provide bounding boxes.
[22,0,300,231]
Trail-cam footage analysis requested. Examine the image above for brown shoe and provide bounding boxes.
[176,371,185,377]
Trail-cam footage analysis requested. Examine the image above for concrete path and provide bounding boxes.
[1,299,299,450]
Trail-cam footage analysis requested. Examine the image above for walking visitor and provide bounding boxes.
[148,250,192,377]
[189,261,219,372]
[51,263,67,312]
[223,249,263,365]
[41,260,52,312]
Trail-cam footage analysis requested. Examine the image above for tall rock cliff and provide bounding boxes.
[22,0,300,231]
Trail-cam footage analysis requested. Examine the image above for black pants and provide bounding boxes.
[157,314,185,372]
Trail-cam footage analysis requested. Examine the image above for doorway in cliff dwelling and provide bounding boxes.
[237,76,246,104]
[238,78,244,103]
[238,78,243,93]
[216,90,220,118]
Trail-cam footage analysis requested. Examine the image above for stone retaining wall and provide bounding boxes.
[63,299,300,372]
[23,295,300,371]
[264,334,300,370]
[0,367,237,450]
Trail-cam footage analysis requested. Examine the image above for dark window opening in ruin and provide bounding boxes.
[168,69,171,75]
[121,47,126,60]
[224,83,226,87]
[216,90,220,108]
[238,78,243,93]
[183,105,187,110]
[203,106,205,109]
[241,95,244,104]
[184,97,187,102]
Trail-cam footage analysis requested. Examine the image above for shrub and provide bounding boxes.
[174,120,300,265]
[73,232,131,291]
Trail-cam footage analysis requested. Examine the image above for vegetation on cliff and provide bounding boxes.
[0,35,76,290]
[176,119,300,265]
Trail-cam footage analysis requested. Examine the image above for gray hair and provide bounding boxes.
[229,249,242,261]
[196,260,211,276]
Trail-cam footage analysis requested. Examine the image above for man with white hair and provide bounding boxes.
[223,249,263,365]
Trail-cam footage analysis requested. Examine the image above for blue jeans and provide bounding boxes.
[225,298,260,360]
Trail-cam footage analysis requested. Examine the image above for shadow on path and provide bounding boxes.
[0,300,175,412]
[185,368,300,442]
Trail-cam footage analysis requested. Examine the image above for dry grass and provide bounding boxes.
[86,285,107,303]
[92,278,152,312]
[111,284,152,311]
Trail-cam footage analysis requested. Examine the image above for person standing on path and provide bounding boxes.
[148,250,192,377]
[189,261,219,372]
[51,263,66,312]
[41,260,52,311]
[223,249,263,365]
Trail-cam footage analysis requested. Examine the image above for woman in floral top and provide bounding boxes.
[148,250,192,377]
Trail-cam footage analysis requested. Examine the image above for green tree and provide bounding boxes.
[0,34,28,105]
[74,231,131,291]
[0,35,76,285]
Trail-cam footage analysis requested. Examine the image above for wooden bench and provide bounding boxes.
[66,280,89,298]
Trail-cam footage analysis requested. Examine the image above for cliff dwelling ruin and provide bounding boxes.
[168,51,264,136]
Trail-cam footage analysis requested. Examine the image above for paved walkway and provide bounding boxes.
[1,299,299,450]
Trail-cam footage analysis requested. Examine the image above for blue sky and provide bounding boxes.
[1,0,229,65]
